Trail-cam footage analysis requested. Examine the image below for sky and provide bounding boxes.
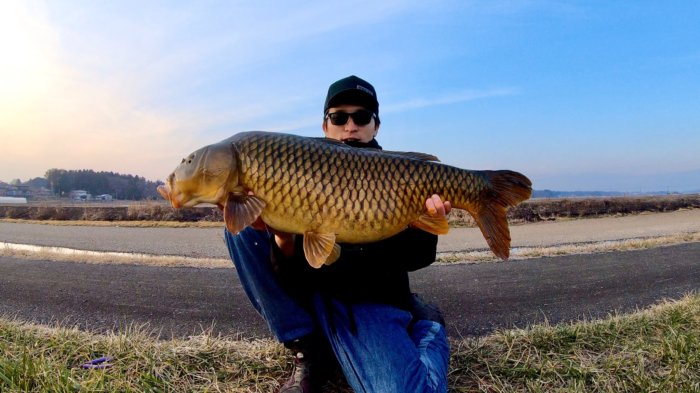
[1,1,699,192]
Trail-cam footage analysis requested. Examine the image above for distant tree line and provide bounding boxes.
[44,169,164,200]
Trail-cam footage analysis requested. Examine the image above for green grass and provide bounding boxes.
[1,294,699,392]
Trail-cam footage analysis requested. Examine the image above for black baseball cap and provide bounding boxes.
[324,75,379,118]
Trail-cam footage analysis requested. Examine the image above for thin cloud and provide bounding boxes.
[383,87,519,113]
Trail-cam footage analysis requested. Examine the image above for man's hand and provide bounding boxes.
[425,194,451,218]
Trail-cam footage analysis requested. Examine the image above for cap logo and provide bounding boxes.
[356,85,374,97]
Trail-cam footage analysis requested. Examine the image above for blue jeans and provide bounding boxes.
[225,228,449,393]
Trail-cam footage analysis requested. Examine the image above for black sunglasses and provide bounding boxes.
[325,109,375,126]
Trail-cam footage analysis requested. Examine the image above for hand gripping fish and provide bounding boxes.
[158,131,532,268]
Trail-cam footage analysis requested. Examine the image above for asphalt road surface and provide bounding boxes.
[1,242,699,338]
[3,209,700,256]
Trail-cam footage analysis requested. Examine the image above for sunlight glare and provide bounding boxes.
[0,1,56,115]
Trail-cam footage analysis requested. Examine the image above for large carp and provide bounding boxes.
[158,131,532,268]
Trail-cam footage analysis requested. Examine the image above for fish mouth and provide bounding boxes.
[157,185,171,201]
[341,138,360,143]
[157,184,183,208]
[158,172,182,208]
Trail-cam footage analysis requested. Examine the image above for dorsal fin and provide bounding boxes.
[312,137,440,161]
[382,150,440,162]
[313,137,348,146]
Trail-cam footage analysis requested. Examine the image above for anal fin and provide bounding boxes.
[303,231,341,268]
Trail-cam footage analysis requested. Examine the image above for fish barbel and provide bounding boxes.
[158,131,532,268]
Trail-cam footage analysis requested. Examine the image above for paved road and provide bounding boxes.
[2,210,699,256]
[2,243,699,338]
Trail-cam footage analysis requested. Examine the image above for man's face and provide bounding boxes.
[323,104,379,143]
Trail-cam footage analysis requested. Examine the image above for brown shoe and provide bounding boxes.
[279,352,320,393]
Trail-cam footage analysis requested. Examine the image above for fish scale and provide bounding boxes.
[237,132,467,241]
[159,131,532,267]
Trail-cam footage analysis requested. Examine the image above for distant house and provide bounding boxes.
[31,187,54,199]
[0,182,31,197]
[69,190,90,201]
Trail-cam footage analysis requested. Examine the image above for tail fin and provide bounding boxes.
[466,170,532,260]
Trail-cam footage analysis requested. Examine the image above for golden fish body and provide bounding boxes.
[159,131,532,268]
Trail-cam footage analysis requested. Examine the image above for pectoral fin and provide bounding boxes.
[223,193,266,234]
[303,231,341,268]
[410,213,450,235]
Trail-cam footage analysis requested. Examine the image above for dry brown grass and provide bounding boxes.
[450,194,700,227]
[2,194,699,227]
[2,293,699,392]
[448,293,700,392]
[0,202,223,223]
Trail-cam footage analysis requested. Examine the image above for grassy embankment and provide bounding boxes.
[1,294,698,392]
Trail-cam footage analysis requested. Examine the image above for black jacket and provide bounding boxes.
[271,139,438,310]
